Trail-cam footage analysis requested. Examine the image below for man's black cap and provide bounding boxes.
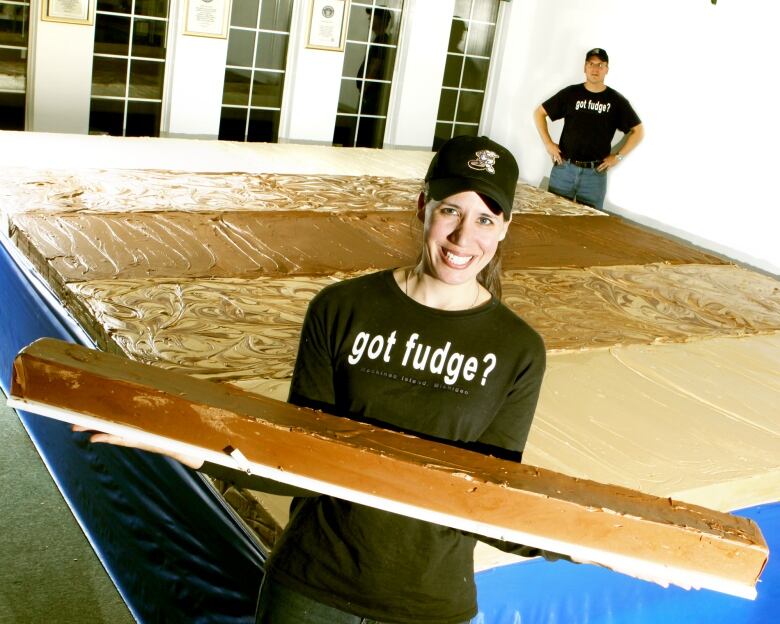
[425,135,518,219]
[586,48,609,63]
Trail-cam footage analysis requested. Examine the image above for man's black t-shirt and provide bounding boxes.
[543,84,641,162]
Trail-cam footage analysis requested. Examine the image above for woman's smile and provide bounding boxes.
[442,249,474,268]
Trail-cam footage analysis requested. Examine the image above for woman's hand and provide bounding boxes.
[72,424,204,470]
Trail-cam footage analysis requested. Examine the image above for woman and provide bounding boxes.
[80,135,547,623]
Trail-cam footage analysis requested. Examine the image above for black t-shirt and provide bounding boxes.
[206,270,546,623]
[543,83,641,162]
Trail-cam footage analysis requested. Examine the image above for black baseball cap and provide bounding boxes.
[425,135,519,219]
[586,48,609,63]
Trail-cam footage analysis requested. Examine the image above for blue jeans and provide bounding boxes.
[548,161,607,209]
[255,577,471,624]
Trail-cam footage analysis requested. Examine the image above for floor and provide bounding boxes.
[0,394,133,623]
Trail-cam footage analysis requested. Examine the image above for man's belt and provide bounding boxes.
[566,158,602,169]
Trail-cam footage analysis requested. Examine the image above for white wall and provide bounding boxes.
[491,0,780,275]
[384,0,452,150]
[164,1,229,139]
[278,0,345,144]
[26,1,95,134]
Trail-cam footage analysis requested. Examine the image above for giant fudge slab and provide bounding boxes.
[8,338,768,600]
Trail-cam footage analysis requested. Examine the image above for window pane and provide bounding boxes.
[371,8,396,44]
[0,3,28,46]
[97,0,131,14]
[453,0,471,20]
[461,57,488,90]
[360,80,390,116]
[89,98,125,135]
[95,13,131,55]
[250,70,282,108]
[135,0,168,19]
[0,47,27,90]
[333,114,357,147]
[466,22,495,57]
[231,1,258,28]
[347,7,371,41]
[92,56,128,97]
[453,124,478,138]
[433,122,454,151]
[255,32,288,70]
[443,54,462,89]
[219,106,247,141]
[456,91,483,124]
[345,42,367,80]
[0,92,25,130]
[129,59,163,99]
[247,108,279,142]
[437,89,456,121]
[355,115,385,148]
[126,99,161,136]
[132,18,166,59]
[471,2,499,23]
[448,20,467,53]
[337,78,359,114]
[259,0,292,31]
[223,68,251,105]
[378,0,403,10]
[366,43,395,81]
[227,29,255,67]
[347,7,399,72]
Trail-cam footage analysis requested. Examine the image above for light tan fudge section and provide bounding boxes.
[527,333,780,512]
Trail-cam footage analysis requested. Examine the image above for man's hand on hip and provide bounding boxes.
[545,142,563,165]
[597,153,622,172]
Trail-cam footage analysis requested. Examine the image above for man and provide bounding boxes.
[533,48,644,209]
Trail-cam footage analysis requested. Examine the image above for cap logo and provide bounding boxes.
[468,149,499,175]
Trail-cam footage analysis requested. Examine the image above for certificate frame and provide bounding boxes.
[183,0,232,39]
[306,0,350,51]
[41,0,94,25]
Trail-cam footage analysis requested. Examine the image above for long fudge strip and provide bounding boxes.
[7,338,768,599]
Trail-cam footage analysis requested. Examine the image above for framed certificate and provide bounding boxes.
[184,0,232,39]
[41,0,94,25]
[306,0,349,51]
